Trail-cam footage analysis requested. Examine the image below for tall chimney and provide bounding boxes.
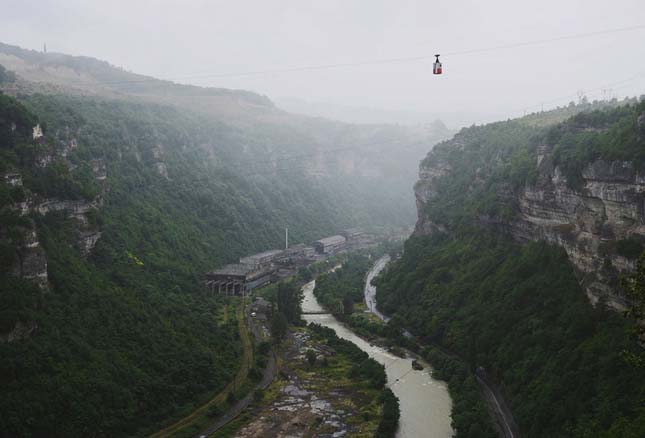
[285,227,288,249]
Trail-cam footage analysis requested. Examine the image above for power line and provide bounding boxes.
[513,71,645,115]
[389,368,416,386]
[440,23,645,57]
[63,23,645,87]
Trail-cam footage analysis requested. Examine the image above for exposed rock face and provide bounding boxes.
[33,197,100,217]
[0,320,38,343]
[415,145,645,309]
[32,124,43,139]
[3,172,22,186]
[10,228,48,290]
[154,162,169,179]
[414,158,452,236]
[78,230,102,256]
[91,159,107,180]
[32,197,103,256]
[2,130,106,342]
[1,225,45,343]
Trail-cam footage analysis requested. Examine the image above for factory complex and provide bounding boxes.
[205,229,372,296]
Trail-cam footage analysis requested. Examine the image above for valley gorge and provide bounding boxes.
[1,35,644,438]
[376,102,645,437]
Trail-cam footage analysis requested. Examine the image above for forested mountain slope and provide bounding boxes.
[0,92,254,435]
[0,90,352,436]
[0,41,453,228]
[415,100,645,307]
[375,102,645,437]
[0,68,423,438]
[0,38,450,436]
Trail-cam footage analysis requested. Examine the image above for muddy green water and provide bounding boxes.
[301,257,453,437]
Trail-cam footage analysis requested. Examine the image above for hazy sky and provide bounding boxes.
[2,0,645,124]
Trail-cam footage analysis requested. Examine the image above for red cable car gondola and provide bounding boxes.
[433,54,442,75]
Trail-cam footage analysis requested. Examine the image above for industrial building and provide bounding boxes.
[341,228,364,240]
[240,249,284,268]
[313,235,346,254]
[282,243,315,260]
[206,231,365,295]
[205,264,272,296]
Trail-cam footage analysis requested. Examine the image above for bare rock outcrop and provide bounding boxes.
[0,320,38,343]
[413,158,452,236]
[415,144,645,309]
[10,228,49,290]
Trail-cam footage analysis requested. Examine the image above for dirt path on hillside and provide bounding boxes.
[150,304,255,438]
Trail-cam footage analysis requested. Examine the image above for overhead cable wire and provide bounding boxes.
[515,70,645,114]
[62,24,645,87]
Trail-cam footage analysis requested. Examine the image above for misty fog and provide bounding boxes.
[2,0,645,127]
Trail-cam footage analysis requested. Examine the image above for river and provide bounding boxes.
[301,256,454,438]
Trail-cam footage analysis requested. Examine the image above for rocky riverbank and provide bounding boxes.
[233,326,387,437]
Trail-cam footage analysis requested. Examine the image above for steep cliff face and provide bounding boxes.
[0,95,106,344]
[414,158,452,236]
[415,104,645,309]
[510,153,644,308]
[10,227,48,289]
[4,143,105,285]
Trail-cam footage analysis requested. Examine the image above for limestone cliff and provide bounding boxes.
[1,109,106,342]
[415,108,645,309]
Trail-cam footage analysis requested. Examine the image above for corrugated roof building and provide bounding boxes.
[240,249,284,267]
[313,235,346,254]
[205,263,272,295]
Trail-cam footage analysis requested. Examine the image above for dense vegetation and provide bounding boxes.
[423,347,497,438]
[313,253,372,314]
[374,100,645,437]
[308,323,399,437]
[313,252,403,342]
[622,253,645,368]
[375,230,645,437]
[548,102,645,188]
[1,214,243,437]
[0,96,250,437]
[422,98,645,228]
[1,40,455,230]
[261,281,303,342]
[0,87,417,438]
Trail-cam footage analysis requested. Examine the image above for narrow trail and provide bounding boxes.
[198,351,276,437]
[150,303,254,438]
[476,368,520,438]
[197,306,277,437]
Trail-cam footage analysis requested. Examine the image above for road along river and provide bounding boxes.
[301,257,454,438]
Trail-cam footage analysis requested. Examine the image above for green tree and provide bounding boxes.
[343,295,354,315]
[306,349,317,367]
[270,311,288,343]
[622,252,645,368]
[276,282,302,324]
